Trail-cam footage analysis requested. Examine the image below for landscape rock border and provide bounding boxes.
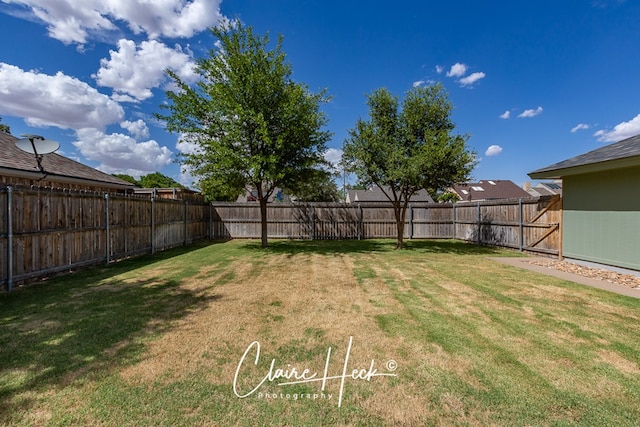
[527,259,640,290]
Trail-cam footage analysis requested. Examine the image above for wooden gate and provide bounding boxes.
[521,195,562,256]
[452,195,562,256]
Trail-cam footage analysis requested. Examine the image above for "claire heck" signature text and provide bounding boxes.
[233,336,397,407]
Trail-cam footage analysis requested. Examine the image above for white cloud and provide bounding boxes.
[570,123,590,133]
[446,63,467,78]
[412,80,425,88]
[179,167,198,189]
[499,110,511,119]
[94,39,196,101]
[3,0,226,45]
[120,119,149,138]
[0,62,124,129]
[111,93,139,103]
[593,113,640,142]
[324,148,343,168]
[73,128,172,176]
[435,65,444,74]
[458,72,485,87]
[442,62,485,87]
[485,145,503,156]
[175,133,203,156]
[518,106,543,118]
[173,134,203,187]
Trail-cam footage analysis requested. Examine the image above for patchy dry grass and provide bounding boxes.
[1,239,640,426]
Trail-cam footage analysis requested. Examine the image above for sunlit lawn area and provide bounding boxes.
[1,239,639,426]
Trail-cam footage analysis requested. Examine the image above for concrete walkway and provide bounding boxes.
[491,257,640,299]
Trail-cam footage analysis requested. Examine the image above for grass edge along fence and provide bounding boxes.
[0,184,561,291]
[1,185,211,291]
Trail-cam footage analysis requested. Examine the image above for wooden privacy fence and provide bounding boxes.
[211,195,562,254]
[0,185,561,291]
[1,186,210,291]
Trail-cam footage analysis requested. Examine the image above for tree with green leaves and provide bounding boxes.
[111,172,184,189]
[287,168,340,202]
[139,172,183,189]
[435,191,460,203]
[343,84,476,249]
[0,117,10,134]
[158,20,331,247]
[195,176,243,202]
[112,174,139,186]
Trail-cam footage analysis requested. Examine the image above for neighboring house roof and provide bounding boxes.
[524,181,563,197]
[0,132,135,190]
[346,186,434,203]
[452,180,532,201]
[529,133,640,179]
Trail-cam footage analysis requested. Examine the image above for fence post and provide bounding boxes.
[209,203,212,240]
[477,201,482,244]
[184,200,188,246]
[519,198,524,252]
[124,194,128,257]
[357,204,362,240]
[408,204,413,239]
[452,203,456,240]
[104,193,110,264]
[308,204,314,240]
[151,196,155,254]
[6,186,13,292]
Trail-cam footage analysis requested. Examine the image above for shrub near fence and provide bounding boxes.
[0,186,211,291]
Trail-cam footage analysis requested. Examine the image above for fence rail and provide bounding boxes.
[1,186,211,291]
[1,184,561,291]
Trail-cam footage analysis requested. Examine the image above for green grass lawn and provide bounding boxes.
[1,239,639,426]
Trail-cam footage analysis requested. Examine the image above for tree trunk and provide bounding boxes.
[258,189,269,248]
[393,200,408,249]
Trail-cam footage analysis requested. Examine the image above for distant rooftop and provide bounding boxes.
[524,180,563,197]
[452,180,532,201]
[346,185,434,203]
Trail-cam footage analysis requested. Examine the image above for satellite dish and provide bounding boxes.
[15,134,60,173]
[16,134,60,155]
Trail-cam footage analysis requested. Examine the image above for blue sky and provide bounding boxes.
[1,0,639,190]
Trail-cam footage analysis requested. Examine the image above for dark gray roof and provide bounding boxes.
[346,185,434,203]
[452,180,532,201]
[529,133,640,179]
[0,131,135,189]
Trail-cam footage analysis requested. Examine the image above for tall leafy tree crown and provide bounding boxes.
[157,20,331,247]
[343,84,475,248]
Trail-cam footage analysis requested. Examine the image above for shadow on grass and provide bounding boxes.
[403,239,507,255]
[5,239,228,293]
[0,242,222,421]
[258,239,393,255]
[249,238,506,256]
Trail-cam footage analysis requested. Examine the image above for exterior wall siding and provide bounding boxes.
[563,166,640,270]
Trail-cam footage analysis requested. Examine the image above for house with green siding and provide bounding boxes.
[529,134,640,271]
